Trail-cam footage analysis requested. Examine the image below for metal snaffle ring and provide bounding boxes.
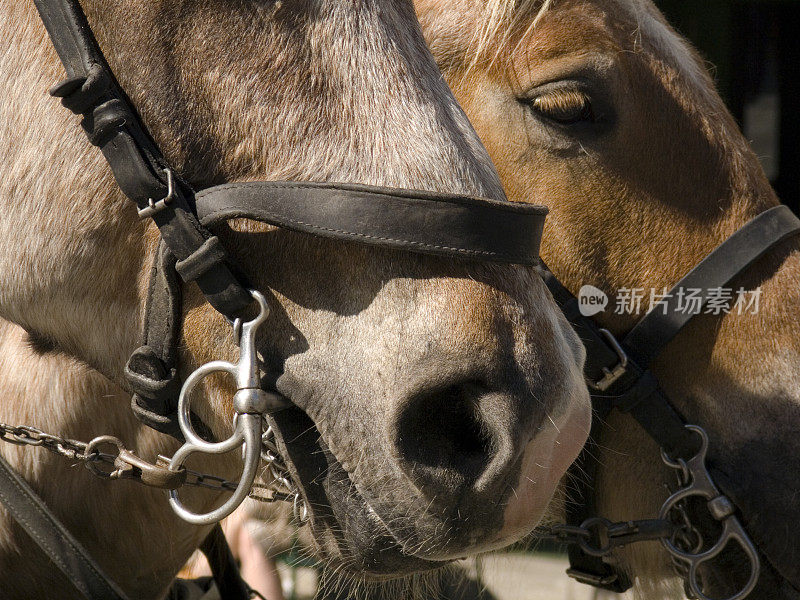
[168,290,276,525]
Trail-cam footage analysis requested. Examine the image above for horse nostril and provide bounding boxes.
[396,381,497,488]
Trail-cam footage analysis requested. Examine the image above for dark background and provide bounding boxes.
[655,0,798,212]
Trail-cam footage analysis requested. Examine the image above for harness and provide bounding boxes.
[538,205,800,600]
[0,0,547,598]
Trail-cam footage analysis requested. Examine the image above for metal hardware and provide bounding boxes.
[84,435,186,489]
[533,518,673,554]
[168,290,297,525]
[137,168,175,219]
[535,425,760,600]
[1,422,299,508]
[660,425,760,600]
[588,329,629,391]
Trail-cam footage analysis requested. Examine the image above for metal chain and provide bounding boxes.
[0,422,304,512]
[1,423,88,460]
[533,517,676,556]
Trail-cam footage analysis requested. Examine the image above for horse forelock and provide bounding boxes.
[466,0,552,72]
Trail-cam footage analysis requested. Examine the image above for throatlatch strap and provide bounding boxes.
[0,454,131,600]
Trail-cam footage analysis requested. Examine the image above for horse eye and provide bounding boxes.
[528,89,595,125]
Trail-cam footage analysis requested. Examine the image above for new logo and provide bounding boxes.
[578,285,608,317]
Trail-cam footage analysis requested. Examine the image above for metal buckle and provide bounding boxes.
[137,168,175,219]
[588,328,629,391]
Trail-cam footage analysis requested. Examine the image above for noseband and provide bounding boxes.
[0,0,551,597]
[541,204,800,600]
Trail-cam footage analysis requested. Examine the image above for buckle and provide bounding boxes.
[137,169,175,219]
[588,329,628,392]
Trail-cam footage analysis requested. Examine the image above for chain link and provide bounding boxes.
[1,423,88,460]
[0,422,303,511]
[533,518,675,556]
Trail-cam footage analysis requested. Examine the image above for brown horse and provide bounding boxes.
[416,0,800,598]
[0,1,591,598]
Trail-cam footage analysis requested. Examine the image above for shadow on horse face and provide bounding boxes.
[184,225,590,575]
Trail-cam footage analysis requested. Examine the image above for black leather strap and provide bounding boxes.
[125,242,185,437]
[623,205,800,368]
[564,398,632,593]
[543,205,800,592]
[195,182,547,265]
[199,525,251,600]
[33,0,253,318]
[0,453,131,600]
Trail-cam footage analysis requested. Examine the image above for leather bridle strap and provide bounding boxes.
[622,205,800,369]
[193,181,546,264]
[0,453,130,600]
[33,0,253,317]
[543,204,800,592]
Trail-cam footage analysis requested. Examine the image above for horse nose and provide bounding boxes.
[394,379,523,504]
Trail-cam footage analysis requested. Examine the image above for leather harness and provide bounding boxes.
[544,205,800,598]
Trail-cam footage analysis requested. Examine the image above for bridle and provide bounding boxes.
[0,1,548,598]
[536,205,800,600]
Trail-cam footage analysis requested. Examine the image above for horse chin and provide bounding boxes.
[268,406,448,577]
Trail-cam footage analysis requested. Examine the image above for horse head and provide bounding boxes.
[0,0,590,595]
[417,0,800,597]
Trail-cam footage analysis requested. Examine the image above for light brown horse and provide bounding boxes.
[0,1,591,598]
[416,0,800,598]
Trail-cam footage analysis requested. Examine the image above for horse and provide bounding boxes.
[415,0,800,598]
[0,0,591,598]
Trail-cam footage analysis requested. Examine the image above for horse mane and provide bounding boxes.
[467,0,552,71]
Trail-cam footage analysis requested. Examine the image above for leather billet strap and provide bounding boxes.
[194,182,546,264]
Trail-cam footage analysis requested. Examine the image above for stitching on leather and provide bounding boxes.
[0,464,121,597]
[202,209,532,263]
[196,182,547,214]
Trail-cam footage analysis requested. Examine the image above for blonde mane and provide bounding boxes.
[468,0,552,71]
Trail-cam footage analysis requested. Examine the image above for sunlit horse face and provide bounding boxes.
[0,0,590,588]
[417,0,800,596]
